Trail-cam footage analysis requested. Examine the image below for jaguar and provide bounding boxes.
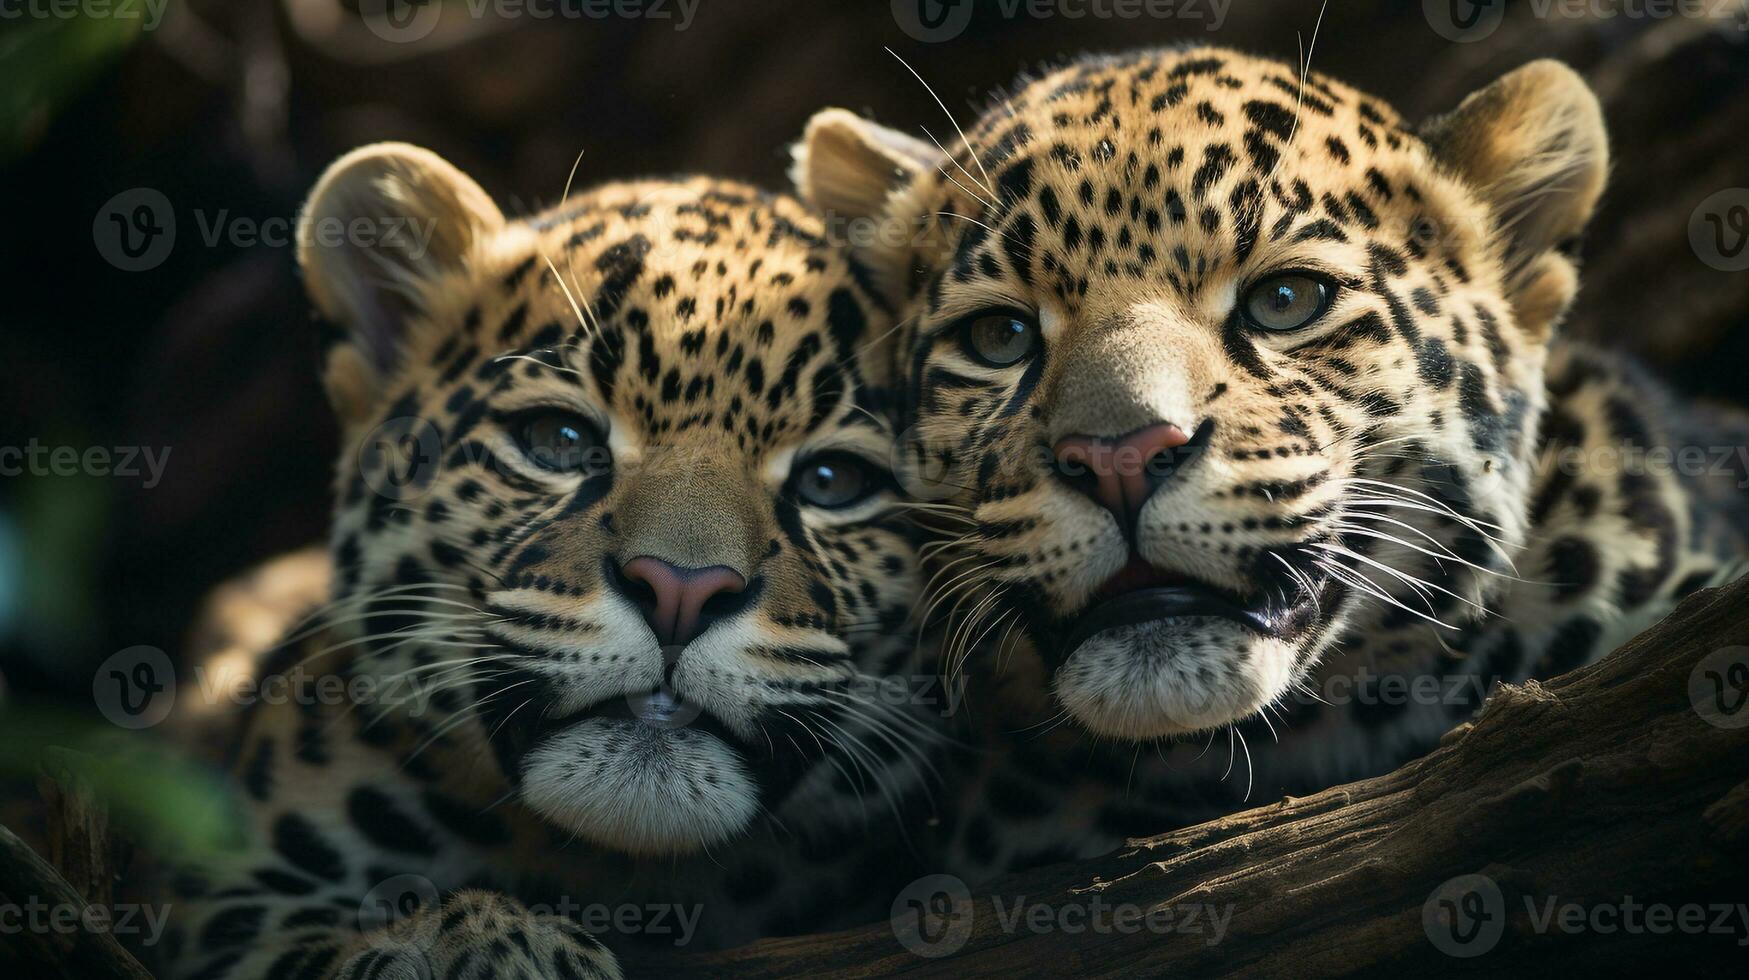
[163,144,936,978]
[793,45,1749,874]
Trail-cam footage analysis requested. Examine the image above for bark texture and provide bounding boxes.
[633,577,1749,976]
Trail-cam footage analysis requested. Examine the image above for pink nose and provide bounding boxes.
[619,556,748,647]
[1053,423,1193,528]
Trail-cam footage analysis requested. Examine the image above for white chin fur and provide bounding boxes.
[519,718,759,855]
[1052,618,1297,740]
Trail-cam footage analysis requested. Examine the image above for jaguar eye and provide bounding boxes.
[793,453,881,509]
[516,412,609,474]
[960,312,1040,367]
[1242,272,1334,332]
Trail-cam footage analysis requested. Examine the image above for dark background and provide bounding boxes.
[2,0,1746,707]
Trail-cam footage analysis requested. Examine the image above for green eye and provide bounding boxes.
[1243,273,1334,332]
[517,412,609,474]
[960,312,1040,367]
[794,453,881,509]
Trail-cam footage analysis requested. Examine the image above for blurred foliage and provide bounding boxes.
[0,13,143,163]
[0,512,19,642]
[0,704,244,858]
[9,463,111,667]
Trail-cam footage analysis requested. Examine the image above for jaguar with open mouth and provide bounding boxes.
[794,45,1610,747]
[1033,542,1351,740]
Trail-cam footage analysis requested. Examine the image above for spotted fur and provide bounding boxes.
[163,146,937,978]
[796,47,1749,874]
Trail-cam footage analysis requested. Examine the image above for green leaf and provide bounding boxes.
[0,13,145,162]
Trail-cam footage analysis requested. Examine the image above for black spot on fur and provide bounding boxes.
[272,813,345,882]
[347,786,438,856]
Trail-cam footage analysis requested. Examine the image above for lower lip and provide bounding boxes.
[543,691,737,745]
[624,689,693,728]
[1059,586,1276,657]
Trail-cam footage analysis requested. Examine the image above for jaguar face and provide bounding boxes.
[796,48,1605,740]
[299,146,923,854]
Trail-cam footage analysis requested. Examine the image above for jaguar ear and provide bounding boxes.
[791,108,944,304]
[297,142,503,423]
[792,108,941,226]
[1421,60,1607,337]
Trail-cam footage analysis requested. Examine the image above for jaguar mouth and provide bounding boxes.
[540,687,727,743]
[1057,556,1330,659]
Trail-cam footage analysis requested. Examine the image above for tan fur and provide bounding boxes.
[166,150,931,979]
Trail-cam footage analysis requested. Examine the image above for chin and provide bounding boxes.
[518,718,760,856]
[1049,618,1301,741]
[1037,554,1339,740]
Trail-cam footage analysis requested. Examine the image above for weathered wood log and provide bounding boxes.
[632,576,1749,977]
[0,816,153,980]
[35,747,130,910]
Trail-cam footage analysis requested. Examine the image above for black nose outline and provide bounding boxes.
[1052,419,1215,536]
[602,555,762,667]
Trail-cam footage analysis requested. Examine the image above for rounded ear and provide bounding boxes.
[1421,60,1608,336]
[297,142,503,423]
[791,108,945,306]
[791,108,942,226]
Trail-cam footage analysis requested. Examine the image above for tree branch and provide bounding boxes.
[634,576,1749,977]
